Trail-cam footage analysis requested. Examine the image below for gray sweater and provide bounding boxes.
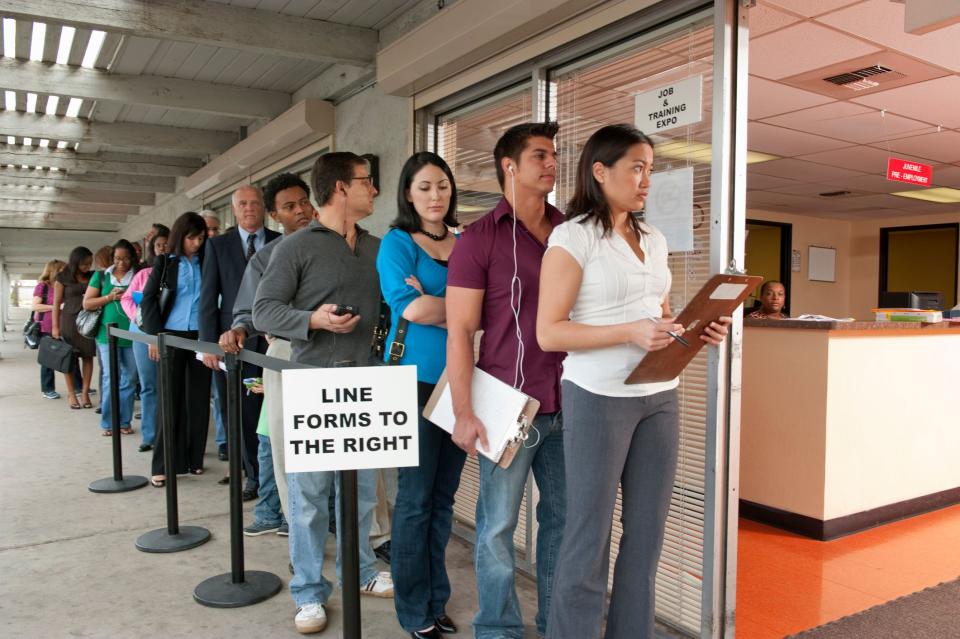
[252,220,381,367]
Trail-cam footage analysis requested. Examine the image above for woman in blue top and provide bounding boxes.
[378,152,465,639]
[140,212,211,487]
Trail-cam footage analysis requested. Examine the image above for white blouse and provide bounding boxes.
[547,215,679,397]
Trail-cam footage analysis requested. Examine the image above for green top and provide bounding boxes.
[89,270,132,346]
[256,401,269,437]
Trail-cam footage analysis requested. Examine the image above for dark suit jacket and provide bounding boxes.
[199,226,280,344]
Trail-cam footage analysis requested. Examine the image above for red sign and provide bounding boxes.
[886,157,932,186]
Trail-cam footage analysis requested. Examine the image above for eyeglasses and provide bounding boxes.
[349,175,374,186]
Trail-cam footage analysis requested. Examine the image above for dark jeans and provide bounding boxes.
[39,333,55,393]
[391,384,467,632]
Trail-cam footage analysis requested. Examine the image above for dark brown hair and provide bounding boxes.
[311,152,367,207]
[493,122,559,189]
[168,212,207,258]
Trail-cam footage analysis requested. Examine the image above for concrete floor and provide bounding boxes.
[0,329,541,638]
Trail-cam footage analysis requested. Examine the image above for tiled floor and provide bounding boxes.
[735,504,960,638]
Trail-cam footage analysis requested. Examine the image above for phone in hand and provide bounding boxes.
[242,377,263,390]
[333,304,359,316]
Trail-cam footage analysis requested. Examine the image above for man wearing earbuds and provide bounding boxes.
[446,122,566,639]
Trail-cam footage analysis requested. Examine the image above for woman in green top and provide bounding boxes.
[83,239,139,435]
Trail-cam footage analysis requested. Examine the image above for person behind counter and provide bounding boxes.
[748,280,788,319]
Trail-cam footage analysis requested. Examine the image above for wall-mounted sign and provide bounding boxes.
[645,166,694,253]
[635,75,703,134]
[886,158,932,186]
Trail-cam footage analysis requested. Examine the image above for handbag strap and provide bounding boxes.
[387,316,410,365]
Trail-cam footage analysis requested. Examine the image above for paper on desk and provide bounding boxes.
[195,351,227,371]
[709,282,748,300]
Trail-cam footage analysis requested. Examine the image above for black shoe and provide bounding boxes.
[242,487,257,501]
[374,540,391,564]
[288,562,294,575]
[138,444,153,452]
[411,629,441,639]
[218,443,228,461]
[217,475,230,485]
[94,407,102,414]
[434,614,457,634]
[134,412,141,420]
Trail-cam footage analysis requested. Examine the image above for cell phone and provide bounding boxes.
[333,304,359,316]
[242,377,263,389]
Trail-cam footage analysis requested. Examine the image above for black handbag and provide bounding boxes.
[23,283,48,349]
[137,256,174,330]
[37,335,75,373]
[76,307,102,339]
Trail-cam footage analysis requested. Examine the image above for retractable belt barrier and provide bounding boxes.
[100,326,365,633]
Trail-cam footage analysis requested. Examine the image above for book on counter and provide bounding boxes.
[873,308,943,323]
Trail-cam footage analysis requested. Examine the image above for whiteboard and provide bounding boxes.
[808,246,836,282]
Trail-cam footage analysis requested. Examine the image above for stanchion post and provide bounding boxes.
[135,332,211,552]
[340,469,361,639]
[194,350,281,607]
[89,323,148,493]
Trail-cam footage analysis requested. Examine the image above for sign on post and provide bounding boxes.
[282,366,419,472]
[635,75,703,134]
[886,158,932,186]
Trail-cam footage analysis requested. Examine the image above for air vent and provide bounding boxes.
[819,190,852,198]
[823,65,896,91]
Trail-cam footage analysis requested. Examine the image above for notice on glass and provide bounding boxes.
[645,166,694,253]
[634,75,703,134]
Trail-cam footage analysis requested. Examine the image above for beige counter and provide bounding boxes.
[740,320,960,539]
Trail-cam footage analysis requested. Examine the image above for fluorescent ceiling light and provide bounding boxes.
[23,138,32,146]
[51,167,59,171]
[30,22,46,61]
[3,90,14,111]
[45,96,59,115]
[34,165,42,170]
[891,188,960,204]
[653,140,779,165]
[2,18,15,57]
[21,164,28,169]
[6,136,14,144]
[81,30,106,68]
[39,139,49,147]
[57,140,68,149]
[65,98,82,117]
[26,92,37,113]
[56,26,75,65]
[747,151,780,164]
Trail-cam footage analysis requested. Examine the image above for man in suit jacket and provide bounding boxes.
[200,185,281,499]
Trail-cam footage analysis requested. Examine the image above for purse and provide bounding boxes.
[76,307,102,339]
[23,312,41,349]
[37,335,75,373]
[137,257,173,330]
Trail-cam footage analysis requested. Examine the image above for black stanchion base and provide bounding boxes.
[135,526,211,553]
[88,475,149,493]
[193,570,282,608]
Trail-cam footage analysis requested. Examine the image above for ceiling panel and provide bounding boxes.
[111,37,162,75]
[872,131,960,164]
[748,76,836,119]
[850,76,960,130]
[761,0,865,18]
[819,173,929,195]
[749,3,803,38]
[795,145,893,173]
[748,121,853,156]
[749,22,881,80]
[762,102,932,144]
[747,173,805,191]
[749,158,866,183]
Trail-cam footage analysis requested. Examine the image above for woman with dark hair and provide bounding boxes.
[537,124,730,639]
[52,246,96,409]
[378,151,464,639]
[748,280,788,319]
[83,239,139,435]
[121,225,170,451]
[141,212,211,487]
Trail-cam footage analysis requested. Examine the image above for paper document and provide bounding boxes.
[709,282,748,300]
[195,352,227,371]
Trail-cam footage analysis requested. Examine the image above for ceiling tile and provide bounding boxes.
[749,158,866,182]
[749,121,853,156]
[820,173,929,194]
[750,3,803,38]
[930,165,960,189]
[747,173,803,190]
[749,22,882,80]
[850,76,960,129]
[818,0,960,73]
[762,0,865,18]
[872,131,960,163]
[796,145,892,173]
[748,76,836,119]
[762,102,932,144]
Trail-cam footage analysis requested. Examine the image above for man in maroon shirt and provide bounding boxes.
[446,122,566,639]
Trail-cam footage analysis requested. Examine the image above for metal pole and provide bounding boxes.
[340,469,361,639]
[88,323,147,493]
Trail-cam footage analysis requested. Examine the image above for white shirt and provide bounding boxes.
[547,215,678,397]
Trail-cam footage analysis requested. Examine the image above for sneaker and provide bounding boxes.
[243,521,281,537]
[294,602,327,634]
[361,571,394,598]
[42,391,61,400]
[277,523,289,536]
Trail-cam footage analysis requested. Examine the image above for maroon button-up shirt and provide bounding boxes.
[447,197,565,414]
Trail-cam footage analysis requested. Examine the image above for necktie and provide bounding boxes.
[246,233,256,261]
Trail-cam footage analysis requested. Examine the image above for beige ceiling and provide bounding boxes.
[745,0,960,220]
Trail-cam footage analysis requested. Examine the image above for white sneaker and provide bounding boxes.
[361,571,394,598]
[294,602,327,634]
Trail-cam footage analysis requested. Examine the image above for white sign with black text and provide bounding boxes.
[644,166,694,253]
[634,75,703,134]
[282,365,419,473]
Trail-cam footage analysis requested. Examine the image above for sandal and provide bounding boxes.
[82,401,93,409]
[69,399,81,410]
[101,429,112,437]
[120,427,135,435]
[150,476,166,488]
[189,468,204,475]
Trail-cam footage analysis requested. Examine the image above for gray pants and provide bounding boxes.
[547,381,679,639]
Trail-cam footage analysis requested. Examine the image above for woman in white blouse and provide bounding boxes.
[537,124,730,639]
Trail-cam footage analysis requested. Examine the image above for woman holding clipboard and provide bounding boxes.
[536,124,730,639]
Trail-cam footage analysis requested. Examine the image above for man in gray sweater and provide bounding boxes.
[253,152,392,635]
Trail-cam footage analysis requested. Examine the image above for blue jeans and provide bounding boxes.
[130,329,157,445]
[97,343,136,431]
[212,377,226,447]
[474,413,566,639]
[392,412,467,631]
[287,469,380,607]
[253,434,285,527]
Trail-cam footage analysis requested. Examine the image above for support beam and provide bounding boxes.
[0,148,201,177]
[0,170,176,193]
[0,200,139,216]
[0,211,128,224]
[0,220,121,232]
[0,58,291,120]
[0,187,154,206]
[0,112,236,155]
[0,0,378,67]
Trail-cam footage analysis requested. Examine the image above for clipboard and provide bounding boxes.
[424,367,540,468]
[625,272,762,384]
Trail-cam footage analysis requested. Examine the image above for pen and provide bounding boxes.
[648,317,689,347]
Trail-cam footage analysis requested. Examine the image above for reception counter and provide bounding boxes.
[740,319,960,539]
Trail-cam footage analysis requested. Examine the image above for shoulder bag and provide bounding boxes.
[23,283,48,349]
[136,256,174,330]
[76,274,104,339]
[37,335,75,373]
[371,298,410,365]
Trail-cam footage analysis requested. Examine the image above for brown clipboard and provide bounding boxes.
[625,273,762,384]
